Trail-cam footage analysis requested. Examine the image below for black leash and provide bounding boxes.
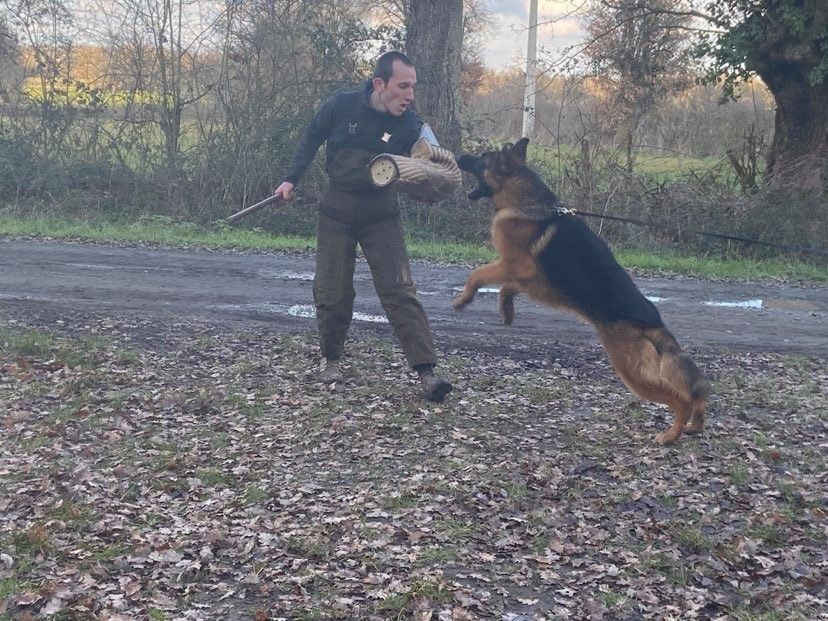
[557,206,828,257]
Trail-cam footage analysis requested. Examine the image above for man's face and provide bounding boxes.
[373,60,416,116]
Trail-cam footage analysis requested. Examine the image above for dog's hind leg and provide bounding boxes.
[654,399,693,445]
[684,391,709,435]
[598,323,706,445]
[685,408,705,435]
[654,357,709,443]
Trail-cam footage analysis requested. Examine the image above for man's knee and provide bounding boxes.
[376,281,419,307]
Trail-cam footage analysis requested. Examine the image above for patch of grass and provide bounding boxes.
[91,542,130,561]
[641,552,690,587]
[117,349,142,366]
[0,327,54,357]
[524,383,573,406]
[504,481,528,501]
[379,493,420,510]
[671,524,716,554]
[753,432,769,447]
[19,433,52,452]
[747,524,786,547]
[0,575,35,599]
[600,589,630,609]
[375,578,453,615]
[197,468,235,487]
[411,578,453,603]
[10,525,53,555]
[729,462,750,486]
[148,609,168,621]
[418,546,458,564]
[0,213,824,282]
[616,248,828,283]
[49,499,94,531]
[287,536,331,562]
[226,393,266,419]
[243,484,269,505]
[54,335,111,368]
[727,606,815,621]
[375,592,410,614]
[208,432,231,450]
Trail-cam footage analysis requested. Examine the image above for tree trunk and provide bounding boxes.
[761,72,828,190]
[745,2,828,191]
[405,0,463,152]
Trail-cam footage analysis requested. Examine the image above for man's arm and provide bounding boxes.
[274,96,338,200]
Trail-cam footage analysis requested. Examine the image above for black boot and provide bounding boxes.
[418,368,453,402]
[318,359,343,382]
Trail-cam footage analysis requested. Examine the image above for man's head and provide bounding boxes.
[370,51,416,117]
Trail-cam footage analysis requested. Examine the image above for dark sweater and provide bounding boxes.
[284,81,422,193]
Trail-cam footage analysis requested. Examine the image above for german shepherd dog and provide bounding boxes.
[454,138,710,445]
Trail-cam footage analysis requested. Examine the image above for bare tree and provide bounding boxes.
[581,0,693,170]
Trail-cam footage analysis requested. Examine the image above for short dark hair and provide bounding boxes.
[373,51,414,83]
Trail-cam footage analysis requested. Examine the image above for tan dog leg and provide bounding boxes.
[654,400,693,445]
[453,261,511,309]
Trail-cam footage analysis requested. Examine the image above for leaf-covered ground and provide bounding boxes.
[1,309,826,621]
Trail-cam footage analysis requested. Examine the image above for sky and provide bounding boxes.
[479,0,587,70]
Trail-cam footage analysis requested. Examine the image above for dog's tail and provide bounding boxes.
[597,322,710,406]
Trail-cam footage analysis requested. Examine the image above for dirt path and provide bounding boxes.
[1,237,826,356]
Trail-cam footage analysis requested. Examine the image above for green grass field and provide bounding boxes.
[0,213,824,282]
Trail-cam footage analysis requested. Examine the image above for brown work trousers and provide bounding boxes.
[313,188,437,368]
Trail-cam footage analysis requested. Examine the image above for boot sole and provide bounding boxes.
[424,381,453,402]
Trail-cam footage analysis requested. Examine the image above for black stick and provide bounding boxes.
[226,195,284,224]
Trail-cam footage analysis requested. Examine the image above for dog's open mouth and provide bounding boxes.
[457,154,492,200]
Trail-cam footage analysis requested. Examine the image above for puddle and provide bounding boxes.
[263,270,315,281]
[211,301,391,323]
[287,304,388,324]
[705,299,763,309]
[452,286,498,294]
[762,298,820,312]
[64,263,121,270]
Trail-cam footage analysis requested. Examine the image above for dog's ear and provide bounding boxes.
[511,137,529,165]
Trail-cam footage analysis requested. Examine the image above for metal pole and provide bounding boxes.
[522,0,539,139]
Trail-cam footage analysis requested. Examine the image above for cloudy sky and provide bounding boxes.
[479,0,586,69]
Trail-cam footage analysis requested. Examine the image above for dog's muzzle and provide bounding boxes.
[456,154,492,200]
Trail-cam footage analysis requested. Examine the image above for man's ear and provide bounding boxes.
[372,76,385,92]
[512,137,529,165]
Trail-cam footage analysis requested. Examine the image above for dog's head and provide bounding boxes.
[457,138,530,201]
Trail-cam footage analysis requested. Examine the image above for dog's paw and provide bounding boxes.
[684,423,704,435]
[452,294,472,310]
[654,432,679,446]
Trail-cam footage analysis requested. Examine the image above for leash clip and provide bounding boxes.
[557,206,577,216]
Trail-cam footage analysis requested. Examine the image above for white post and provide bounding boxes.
[522,0,539,139]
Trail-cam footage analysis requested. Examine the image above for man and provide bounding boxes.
[272,51,453,402]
